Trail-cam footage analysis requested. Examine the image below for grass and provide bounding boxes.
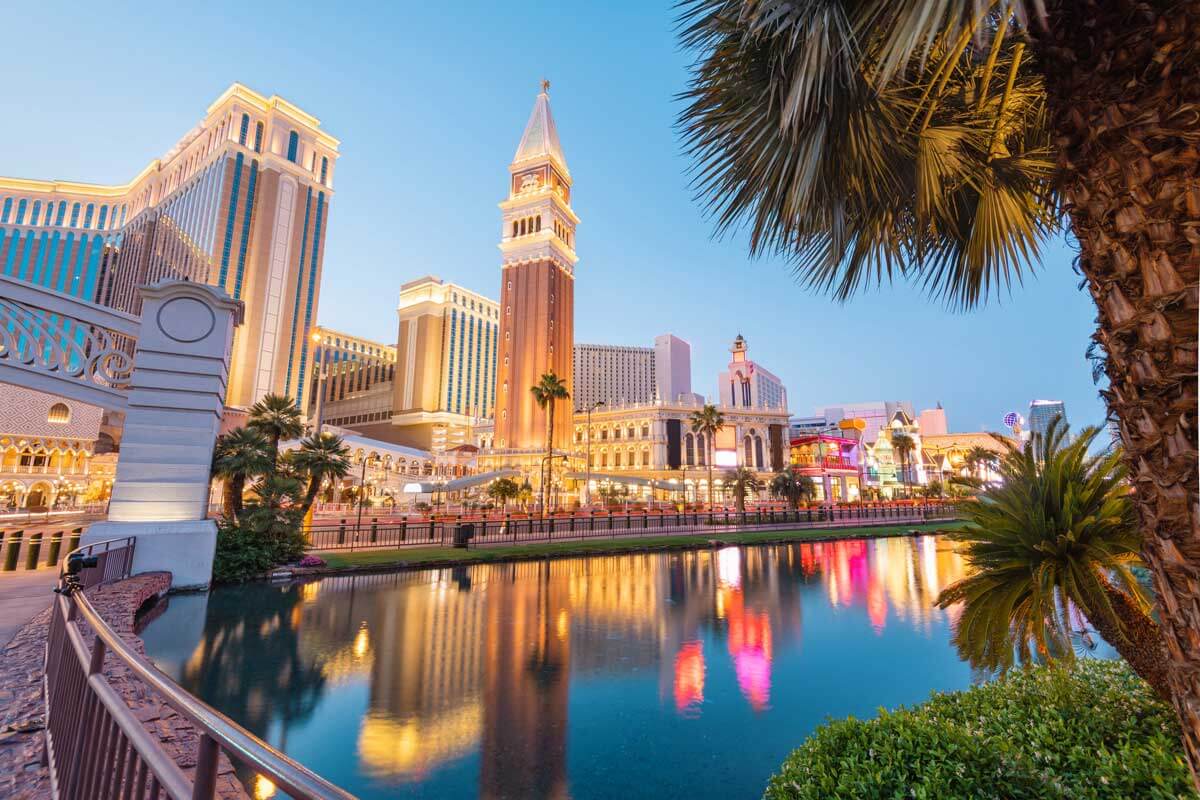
[312,521,965,570]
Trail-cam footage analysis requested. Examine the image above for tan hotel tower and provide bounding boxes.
[491,82,578,461]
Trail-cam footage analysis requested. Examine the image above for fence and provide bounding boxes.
[43,537,356,800]
[305,503,960,552]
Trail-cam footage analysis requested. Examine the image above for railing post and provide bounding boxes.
[191,733,220,800]
[3,530,22,571]
[24,531,43,570]
[67,526,82,553]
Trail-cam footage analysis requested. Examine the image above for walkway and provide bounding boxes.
[0,568,58,646]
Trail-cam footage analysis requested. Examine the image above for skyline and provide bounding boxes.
[1,0,1104,432]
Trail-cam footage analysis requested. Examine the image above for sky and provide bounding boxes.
[2,0,1106,433]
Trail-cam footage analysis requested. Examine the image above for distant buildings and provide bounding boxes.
[1028,400,1067,441]
[655,334,694,404]
[0,386,106,511]
[812,400,916,446]
[308,327,396,436]
[573,343,657,409]
[917,405,948,437]
[717,335,787,411]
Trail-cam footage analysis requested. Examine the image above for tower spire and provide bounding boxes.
[512,82,568,175]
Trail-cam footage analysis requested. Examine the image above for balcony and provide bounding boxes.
[791,456,857,472]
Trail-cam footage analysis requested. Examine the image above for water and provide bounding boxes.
[140,535,991,799]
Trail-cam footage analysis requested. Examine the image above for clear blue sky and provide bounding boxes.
[3,0,1106,433]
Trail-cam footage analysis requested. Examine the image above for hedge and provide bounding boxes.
[764,660,1196,799]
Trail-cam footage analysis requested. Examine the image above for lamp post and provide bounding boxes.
[310,332,327,435]
[577,400,604,508]
[355,453,379,532]
[540,454,568,515]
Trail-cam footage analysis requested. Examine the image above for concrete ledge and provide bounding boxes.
[82,520,217,590]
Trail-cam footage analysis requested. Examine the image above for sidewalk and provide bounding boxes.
[0,568,59,646]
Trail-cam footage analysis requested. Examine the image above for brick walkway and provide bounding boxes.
[0,574,247,800]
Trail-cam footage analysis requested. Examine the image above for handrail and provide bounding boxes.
[48,539,357,800]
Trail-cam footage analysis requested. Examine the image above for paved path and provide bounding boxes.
[0,568,58,646]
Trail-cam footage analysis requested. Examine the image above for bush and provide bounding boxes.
[764,660,1196,800]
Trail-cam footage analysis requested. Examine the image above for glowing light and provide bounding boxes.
[717,547,741,588]
[673,641,706,715]
[714,449,738,467]
[354,623,370,658]
[254,775,276,799]
[555,609,570,640]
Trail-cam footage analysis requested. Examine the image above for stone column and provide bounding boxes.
[83,281,243,590]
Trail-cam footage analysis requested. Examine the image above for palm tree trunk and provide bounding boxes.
[229,474,246,519]
[301,476,321,515]
[1085,574,1173,702]
[1033,0,1199,778]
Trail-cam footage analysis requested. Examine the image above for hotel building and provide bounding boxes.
[0,386,104,511]
[0,82,339,410]
[1028,399,1068,441]
[308,327,396,434]
[573,334,695,410]
[389,276,500,453]
[717,335,787,411]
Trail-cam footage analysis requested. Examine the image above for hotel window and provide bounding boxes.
[83,204,94,229]
[70,203,80,227]
[287,130,299,163]
[697,434,707,465]
[642,449,650,466]
[641,424,649,438]
[47,403,71,424]
[614,452,622,468]
[15,199,26,225]
[320,157,329,185]
[238,113,249,145]
[685,434,695,465]
[254,122,264,153]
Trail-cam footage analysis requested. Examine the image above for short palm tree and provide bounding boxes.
[726,466,762,513]
[530,372,570,513]
[289,433,352,515]
[247,394,304,467]
[890,433,916,497]
[689,404,725,509]
[487,477,521,512]
[211,427,272,519]
[770,469,815,510]
[963,445,998,481]
[677,0,1197,760]
[936,420,1169,700]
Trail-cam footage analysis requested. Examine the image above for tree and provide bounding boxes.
[890,433,916,498]
[726,466,762,513]
[211,427,272,520]
[530,372,570,513]
[677,0,1198,767]
[689,404,725,509]
[247,394,304,468]
[922,480,944,499]
[963,446,998,482]
[288,432,352,515]
[937,420,1169,701]
[770,469,815,510]
[487,477,521,511]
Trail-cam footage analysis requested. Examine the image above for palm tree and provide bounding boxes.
[770,469,815,510]
[211,427,272,519]
[530,372,570,513]
[963,445,998,482]
[289,433,352,515]
[247,394,304,466]
[936,420,1169,700]
[726,466,762,514]
[677,1,1198,761]
[890,433,916,498]
[689,404,725,509]
[487,477,521,512]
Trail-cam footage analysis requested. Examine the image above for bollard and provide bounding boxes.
[3,531,22,572]
[337,519,346,546]
[24,531,43,570]
[46,531,63,567]
[370,518,378,544]
[66,527,82,554]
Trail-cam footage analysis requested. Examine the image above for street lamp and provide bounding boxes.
[310,332,327,435]
[576,400,604,507]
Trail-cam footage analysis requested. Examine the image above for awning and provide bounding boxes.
[564,472,683,492]
[400,469,522,495]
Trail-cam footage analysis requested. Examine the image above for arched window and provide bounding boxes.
[286,130,299,163]
[254,122,264,153]
[697,434,706,466]
[47,403,70,424]
[685,433,695,465]
[320,157,328,184]
[535,216,541,232]
[238,113,250,145]
[744,435,753,465]
[614,451,622,468]
[642,449,650,466]
[754,435,764,469]
[641,424,649,438]
[741,378,751,407]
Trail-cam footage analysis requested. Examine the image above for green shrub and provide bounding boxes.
[764,660,1196,800]
[212,476,309,583]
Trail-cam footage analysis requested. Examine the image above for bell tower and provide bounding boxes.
[493,81,578,453]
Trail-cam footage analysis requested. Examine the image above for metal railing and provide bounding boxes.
[304,503,960,552]
[43,537,356,800]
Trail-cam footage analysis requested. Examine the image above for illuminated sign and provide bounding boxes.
[714,449,738,467]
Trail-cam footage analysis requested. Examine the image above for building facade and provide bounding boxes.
[0,386,103,511]
[1028,399,1067,441]
[573,344,656,409]
[0,82,339,409]
[654,334,693,404]
[813,400,917,447]
[491,82,578,457]
[389,276,499,453]
[717,335,787,412]
[309,327,396,434]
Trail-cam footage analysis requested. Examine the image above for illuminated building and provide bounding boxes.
[389,276,499,452]
[716,335,787,411]
[490,81,578,462]
[1028,399,1068,441]
[920,431,1012,485]
[789,434,862,502]
[813,400,917,447]
[0,386,101,511]
[307,326,396,435]
[573,343,656,408]
[0,82,338,410]
[917,404,948,436]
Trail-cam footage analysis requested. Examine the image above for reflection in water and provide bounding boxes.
[144,536,978,800]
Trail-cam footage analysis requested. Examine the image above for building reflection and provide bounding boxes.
[170,536,966,798]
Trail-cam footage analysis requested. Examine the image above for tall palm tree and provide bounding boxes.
[726,466,762,513]
[289,432,352,515]
[247,394,304,467]
[530,372,570,512]
[677,0,1198,764]
[770,469,815,510]
[937,420,1169,700]
[890,433,916,498]
[211,427,272,519]
[689,404,725,509]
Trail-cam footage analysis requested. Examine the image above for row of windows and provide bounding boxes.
[575,423,652,443]
[590,449,652,469]
[449,291,497,319]
[0,197,127,232]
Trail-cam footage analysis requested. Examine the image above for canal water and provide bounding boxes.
[140,535,1005,799]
